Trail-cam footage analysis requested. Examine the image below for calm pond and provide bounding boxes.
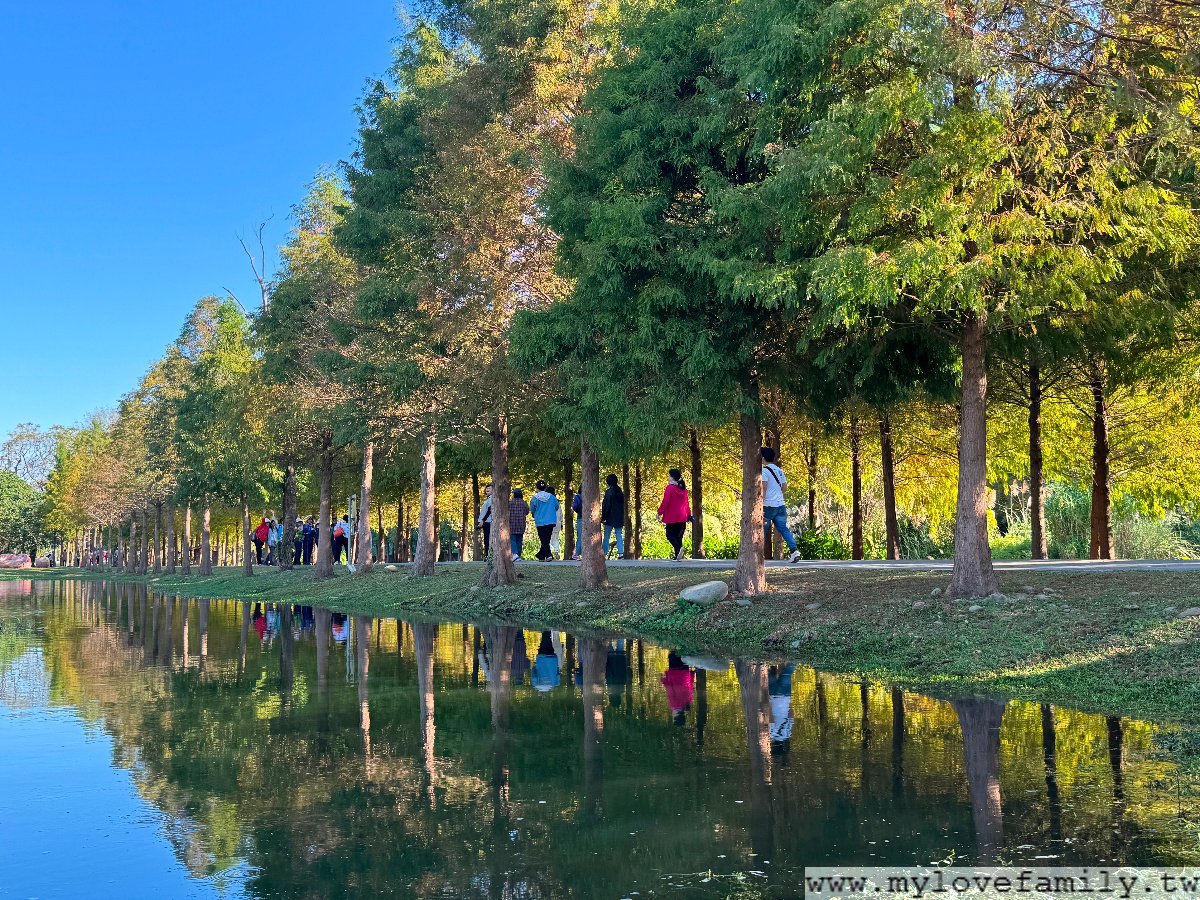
[0,578,1198,899]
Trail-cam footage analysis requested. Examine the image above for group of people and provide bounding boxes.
[251,514,357,566]
[472,446,804,563]
[476,474,633,562]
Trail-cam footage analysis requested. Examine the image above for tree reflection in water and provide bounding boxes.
[5,581,1200,900]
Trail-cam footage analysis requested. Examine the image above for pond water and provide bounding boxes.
[0,578,1198,899]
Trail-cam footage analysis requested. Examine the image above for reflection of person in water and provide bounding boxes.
[331,612,348,643]
[768,662,795,759]
[531,631,563,692]
[510,630,531,685]
[606,640,628,708]
[252,604,267,642]
[661,652,695,726]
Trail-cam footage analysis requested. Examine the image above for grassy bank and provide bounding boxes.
[7,563,1200,726]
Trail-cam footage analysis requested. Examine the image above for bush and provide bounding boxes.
[897,515,953,560]
[1044,482,1090,559]
[795,529,851,560]
[1115,511,1199,559]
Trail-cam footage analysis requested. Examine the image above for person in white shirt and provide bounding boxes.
[477,485,494,558]
[761,446,802,563]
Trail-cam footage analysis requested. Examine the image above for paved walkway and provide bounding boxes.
[453,558,1200,572]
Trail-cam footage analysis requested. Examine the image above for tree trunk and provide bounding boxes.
[139,507,149,575]
[880,413,900,560]
[580,437,609,590]
[851,419,864,560]
[413,425,439,577]
[152,503,161,574]
[459,483,469,562]
[951,699,1006,864]
[689,428,705,558]
[563,458,575,560]
[397,498,406,563]
[633,462,643,559]
[165,500,176,574]
[483,413,518,587]
[126,515,137,574]
[622,464,633,559]
[1029,360,1048,559]
[376,502,384,564]
[1090,370,1115,560]
[316,434,335,579]
[471,472,482,561]
[732,410,767,595]
[181,504,192,575]
[949,314,999,598]
[281,463,298,571]
[356,440,375,571]
[807,440,819,531]
[241,496,254,576]
[199,504,212,575]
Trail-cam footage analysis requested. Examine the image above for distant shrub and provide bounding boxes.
[795,529,852,560]
[897,515,952,560]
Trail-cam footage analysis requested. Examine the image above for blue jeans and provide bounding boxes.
[603,524,624,557]
[763,506,797,553]
[511,534,524,559]
[575,527,582,558]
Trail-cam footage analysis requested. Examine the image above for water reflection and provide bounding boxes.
[1,579,1199,899]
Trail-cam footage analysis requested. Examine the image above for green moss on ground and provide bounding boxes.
[7,564,1200,725]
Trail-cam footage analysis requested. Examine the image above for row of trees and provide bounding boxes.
[31,0,1200,597]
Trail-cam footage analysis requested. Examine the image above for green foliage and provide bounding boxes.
[0,472,44,556]
[795,529,852,561]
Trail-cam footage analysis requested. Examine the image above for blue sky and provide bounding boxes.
[0,1,400,439]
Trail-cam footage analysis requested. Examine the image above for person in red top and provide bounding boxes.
[657,468,691,560]
[661,652,695,726]
[252,518,269,565]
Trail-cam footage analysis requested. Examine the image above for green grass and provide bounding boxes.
[8,563,1200,725]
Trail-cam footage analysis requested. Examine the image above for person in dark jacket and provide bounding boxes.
[601,473,626,558]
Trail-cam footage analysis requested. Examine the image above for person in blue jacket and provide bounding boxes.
[529,480,561,562]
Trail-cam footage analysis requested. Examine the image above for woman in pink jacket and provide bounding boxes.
[657,468,691,560]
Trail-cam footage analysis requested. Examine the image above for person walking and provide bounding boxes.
[761,447,803,563]
[657,468,691,560]
[601,473,626,559]
[332,515,351,564]
[301,516,317,565]
[253,517,269,565]
[508,489,530,560]
[529,480,561,562]
[265,518,280,566]
[292,517,304,565]
[478,485,494,558]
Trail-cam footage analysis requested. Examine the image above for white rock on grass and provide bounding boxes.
[986,592,1007,603]
[968,604,984,613]
[805,602,821,611]
[930,588,943,598]
[679,580,730,607]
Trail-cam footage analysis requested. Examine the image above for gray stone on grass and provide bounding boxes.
[736,597,753,607]
[912,600,927,610]
[930,588,943,598]
[805,602,821,611]
[1178,607,1200,618]
[968,604,984,613]
[986,592,1007,603]
[679,580,730,607]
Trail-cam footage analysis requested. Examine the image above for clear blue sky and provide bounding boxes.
[0,0,400,439]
